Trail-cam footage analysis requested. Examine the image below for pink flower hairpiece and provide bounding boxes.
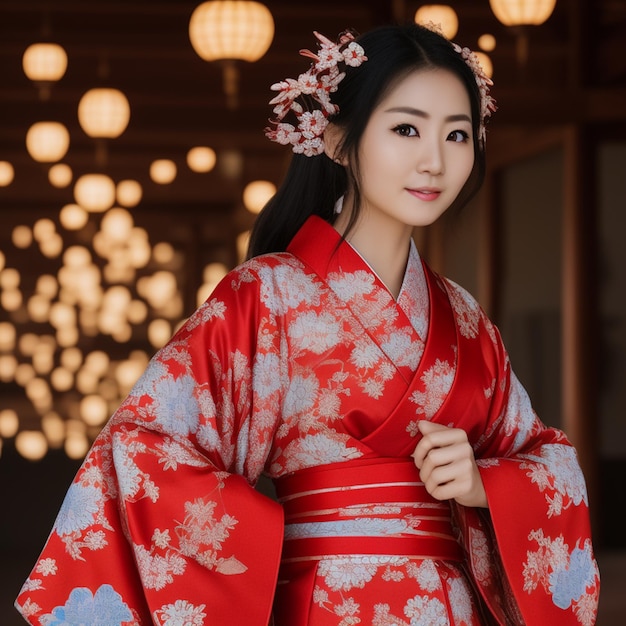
[422,20,496,144]
[451,43,497,146]
[265,31,367,157]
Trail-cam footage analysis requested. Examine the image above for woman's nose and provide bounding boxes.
[416,137,444,175]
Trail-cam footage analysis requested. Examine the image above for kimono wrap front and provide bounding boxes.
[16,216,599,626]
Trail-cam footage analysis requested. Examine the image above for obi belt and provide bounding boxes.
[274,457,463,563]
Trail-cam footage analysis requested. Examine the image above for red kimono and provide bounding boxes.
[16,216,599,625]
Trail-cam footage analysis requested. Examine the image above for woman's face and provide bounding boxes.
[350,67,475,234]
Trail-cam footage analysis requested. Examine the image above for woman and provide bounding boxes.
[16,23,599,626]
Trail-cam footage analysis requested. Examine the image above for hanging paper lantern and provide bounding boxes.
[189,1,274,62]
[78,88,130,138]
[489,0,557,26]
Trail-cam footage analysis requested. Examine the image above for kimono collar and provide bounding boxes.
[286,215,350,279]
[287,215,420,297]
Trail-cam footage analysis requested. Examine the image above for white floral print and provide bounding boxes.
[410,359,455,419]
[407,560,442,593]
[448,576,474,624]
[279,432,362,473]
[154,599,206,626]
[35,558,57,576]
[404,594,447,625]
[520,445,589,516]
[445,279,482,339]
[54,483,102,536]
[258,262,321,315]
[318,557,379,591]
[283,372,320,417]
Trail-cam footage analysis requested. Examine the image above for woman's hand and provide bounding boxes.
[411,420,488,508]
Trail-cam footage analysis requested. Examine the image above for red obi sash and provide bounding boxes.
[274,457,462,563]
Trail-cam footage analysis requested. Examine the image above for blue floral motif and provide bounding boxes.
[152,374,201,436]
[43,584,132,625]
[549,544,596,610]
[54,483,101,536]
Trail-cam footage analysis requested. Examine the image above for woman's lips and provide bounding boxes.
[406,187,442,201]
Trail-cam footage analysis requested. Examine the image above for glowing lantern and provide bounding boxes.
[15,430,48,460]
[0,323,16,351]
[187,146,217,172]
[116,179,142,207]
[12,225,33,249]
[0,409,19,438]
[59,203,89,230]
[148,319,171,348]
[26,121,70,163]
[101,208,134,241]
[489,0,557,25]
[80,395,109,426]
[478,34,497,52]
[22,43,67,82]
[189,1,274,107]
[74,174,116,212]
[0,161,14,186]
[65,433,89,459]
[41,412,65,447]
[243,180,276,214]
[78,88,131,138]
[150,159,177,184]
[414,5,459,39]
[22,42,67,99]
[189,1,274,61]
[48,163,73,188]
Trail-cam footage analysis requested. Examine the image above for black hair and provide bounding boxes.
[247,22,487,259]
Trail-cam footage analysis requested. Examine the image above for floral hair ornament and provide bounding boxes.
[264,31,367,157]
[422,20,496,145]
[451,43,497,146]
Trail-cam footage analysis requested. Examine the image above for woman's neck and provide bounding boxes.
[334,203,412,300]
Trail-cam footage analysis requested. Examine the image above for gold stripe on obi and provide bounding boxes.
[274,457,463,563]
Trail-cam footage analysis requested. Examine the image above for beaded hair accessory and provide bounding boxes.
[264,31,367,157]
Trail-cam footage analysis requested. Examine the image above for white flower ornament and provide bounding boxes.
[265,31,367,157]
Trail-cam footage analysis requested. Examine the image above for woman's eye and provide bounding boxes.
[393,124,418,137]
[448,130,470,143]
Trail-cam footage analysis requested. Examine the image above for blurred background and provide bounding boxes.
[1,0,624,623]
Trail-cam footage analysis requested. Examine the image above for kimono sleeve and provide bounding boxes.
[453,311,600,626]
[15,266,284,626]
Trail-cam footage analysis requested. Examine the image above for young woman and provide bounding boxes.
[16,23,599,626]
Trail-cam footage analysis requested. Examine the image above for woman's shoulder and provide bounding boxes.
[180,252,304,335]
[224,251,305,285]
[440,275,482,311]
[196,250,310,306]
[438,275,502,346]
[235,250,302,274]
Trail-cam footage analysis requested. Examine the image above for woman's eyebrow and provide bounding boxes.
[384,106,471,123]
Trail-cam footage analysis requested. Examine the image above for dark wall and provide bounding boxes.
[0,444,81,625]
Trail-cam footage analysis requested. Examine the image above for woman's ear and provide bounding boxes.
[323,123,347,165]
